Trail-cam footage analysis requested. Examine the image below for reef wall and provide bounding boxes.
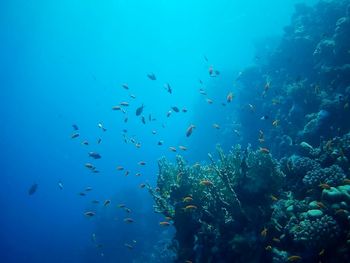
[150,1,350,262]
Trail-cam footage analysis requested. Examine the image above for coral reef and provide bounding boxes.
[151,1,350,262]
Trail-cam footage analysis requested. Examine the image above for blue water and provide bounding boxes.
[1,0,316,262]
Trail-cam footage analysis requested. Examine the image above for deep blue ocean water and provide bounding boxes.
[0,1,318,262]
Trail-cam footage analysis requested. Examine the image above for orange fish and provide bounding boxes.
[200,180,213,186]
[159,221,171,226]
[287,255,302,262]
[184,205,198,211]
[319,183,331,190]
[186,124,196,137]
[183,196,193,202]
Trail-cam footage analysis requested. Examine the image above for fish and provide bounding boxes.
[164,83,172,94]
[152,130,157,135]
[148,114,152,121]
[169,147,177,152]
[84,211,96,217]
[200,180,213,186]
[92,200,99,204]
[125,208,132,213]
[319,249,325,256]
[116,166,124,171]
[136,104,144,116]
[124,218,134,223]
[182,108,188,113]
[265,245,272,251]
[258,130,265,143]
[199,89,207,95]
[183,196,193,202]
[233,129,241,137]
[165,216,172,221]
[85,187,93,192]
[260,147,270,154]
[104,200,111,206]
[97,138,102,144]
[85,163,95,169]
[260,115,269,120]
[140,183,146,188]
[272,237,280,243]
[260,227,268,237]
[79,192,86,196]
[147,73,156,80]
[28,183,38,195]
[120,102,129,107]
[157,140,164,146]
[89,152,101,159]
[179,145,187,151]
[184,205,198,211]
[204,55,208,62]
[138,161,146,166]
[213,123,220,129]
[72,124,79,131]
[186,124,196,137]
[206,98,213,104]
[118,204,126,208]
[287,255,302,262]
[319,183,331,190]
[343,179,350,184]
[124,117,128,123]
[159,221,171,226]
[97,123,107,132]
[248,103,256,112]
[81,140,89,146]
[141,116,146,124]
[124,243,134,250]
[112,105,121,110]
[135,172,142,176]
[226,92,234,103]
[71,133,80,139]
[166,110,172,117]
[272,120,280,127]
[125,170,130,176]
[135,142,141,148]
[58,181,64,190]
[122,83,129,90]
[270,195,278,201]
[316,202,327,209]
[171,106,180,113]
[130,94,136,99]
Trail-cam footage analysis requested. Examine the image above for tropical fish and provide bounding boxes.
[116,166,124,171]
[206,98,213,104]
[183,196,193,202]
[120,102,129,107]
[121,83,129,90]
[186,124,196,137]
[125,170,130,176]
[147,73,156,80]
[166,110,172,117]
[138,161,146,166]
[270,195,278,201]
[199,89,207,95]
[213,123,220,129]
[104,200,111,206]
[227,92,234,103]
[79,192,86,196]
[71,133,80,139]
[152,130,157,135]
[85,163,95,169]
[92,200,99,204]
[179,145,187,151]
[319,249,325,256]
[135,172,142,176]
[84,211,95,217]
[136,104,144,116]
[169,147,177,152]
[58,181,63,190]
[89,152,101,159]
[81,140,89,146]
[124,218,134,223]
[140,183,146,188]
[260,115,269,120]
[260,147,270,154]
[28,183,38,195]
[319,183,331,190]
[159,221,171,226]
[141,116,146,124]
[248,103,256,112]
[272,119,280,127]
[97,138,102,144]
[182,108,188,113]
[118,204,126,208]
[97,123,107,132]
[164,83,172,94]
[130,94,136,99]
[124,243,134,249]
[157,140,164,146]
[184,205,198,211]
[85,187,93,192]
[287,255,302,262]
[265,245,272,251]
[112,105,121,110]
[171,106,180,113]
[200,180,213,186]
[260,227,268,237]
[72,124,79,131]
